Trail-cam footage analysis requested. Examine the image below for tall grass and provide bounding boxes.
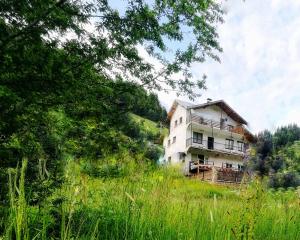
[2,162,300,239]
[5,159,28,240]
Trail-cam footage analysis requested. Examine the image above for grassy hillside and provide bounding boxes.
[3,118,300,240]
[3,160,300,240]
[130,113,168,138]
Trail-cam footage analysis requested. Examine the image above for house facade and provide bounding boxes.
[163,99,255,183]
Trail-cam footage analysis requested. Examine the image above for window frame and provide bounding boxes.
[225,139,234,150]
[193,132,203,144]
[237,141,244,152]
[225,163,233,169]
[238,164,244,171]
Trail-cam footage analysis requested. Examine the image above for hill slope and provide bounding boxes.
[130,113,168,138]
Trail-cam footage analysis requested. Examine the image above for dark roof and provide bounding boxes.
[189,100,248,125]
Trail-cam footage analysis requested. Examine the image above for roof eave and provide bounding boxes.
[189,100,248,125]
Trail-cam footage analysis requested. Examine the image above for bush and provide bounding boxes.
[269,171,300,188]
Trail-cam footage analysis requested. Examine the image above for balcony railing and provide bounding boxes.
[186,138,246,155]
[187,114,245,134]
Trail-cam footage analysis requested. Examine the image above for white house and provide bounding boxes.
[163,99,255,182]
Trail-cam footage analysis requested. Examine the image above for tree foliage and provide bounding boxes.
[249,124,300,188]
[1,0,224,203]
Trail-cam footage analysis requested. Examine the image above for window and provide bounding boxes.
[168,139,171,147]
[179,117,183,124]
[193,132,203,144]
[238,164,244,171]
[225,139,234,150]
[168,157,171,163]
[226,163,233,168]
[237,141,244,152]
[175,120,178,127]
[173,136,176,143]
[179,152,186,162]
[227,125,234,131]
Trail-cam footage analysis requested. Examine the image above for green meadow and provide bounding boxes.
[2,160,300,240]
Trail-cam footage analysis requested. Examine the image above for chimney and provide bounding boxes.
[207,98,212,103]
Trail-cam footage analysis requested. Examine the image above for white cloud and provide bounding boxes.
[156,0,300,133]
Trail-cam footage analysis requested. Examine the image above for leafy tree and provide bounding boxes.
[1,0,223,98]
[250,127,300,188]
[0,0,224,203]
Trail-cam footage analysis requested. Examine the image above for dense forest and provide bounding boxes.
[249,124,300,188]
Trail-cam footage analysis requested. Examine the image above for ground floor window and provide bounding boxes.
[197,154,205,164]
[225,163,233,168]
[168,156,171,163]
[179,153,186,162]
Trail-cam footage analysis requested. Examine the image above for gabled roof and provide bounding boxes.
[189,100,248,125]
[167,99,248,125]
[167,99,195,119]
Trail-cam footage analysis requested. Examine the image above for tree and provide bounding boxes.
[0,0,224,203]
[249,127,300,188]
[1,0,223,98]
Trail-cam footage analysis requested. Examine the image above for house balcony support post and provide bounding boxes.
[212,166,217,183]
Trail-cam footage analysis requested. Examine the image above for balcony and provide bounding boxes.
[187,114,246,135]
[186,138,246,156]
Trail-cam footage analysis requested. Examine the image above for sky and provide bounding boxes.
[153,0,300,133]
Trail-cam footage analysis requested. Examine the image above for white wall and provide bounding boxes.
[164,102,251,168]
[192,105,238,127]
[163,104,188,164]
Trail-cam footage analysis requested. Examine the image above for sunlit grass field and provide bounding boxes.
[3,161,300,240]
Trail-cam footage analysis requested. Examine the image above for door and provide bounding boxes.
[207,137,214,150]
[197,154,205,164]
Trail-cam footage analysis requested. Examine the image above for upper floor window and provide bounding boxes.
[193,132,203,144]
[237,141,244,152]
[168,139,171,147]
[225,139,234,150]
[175,120,178,127]
[173,136,176,143]
[179,117,183,124]
[227,125,234,131]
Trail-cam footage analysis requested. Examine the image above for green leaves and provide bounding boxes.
[0,0,224,203]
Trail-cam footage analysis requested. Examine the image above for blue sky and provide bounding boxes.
[153,0,300,133]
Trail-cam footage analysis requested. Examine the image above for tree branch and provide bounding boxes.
[0,0,67,50]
